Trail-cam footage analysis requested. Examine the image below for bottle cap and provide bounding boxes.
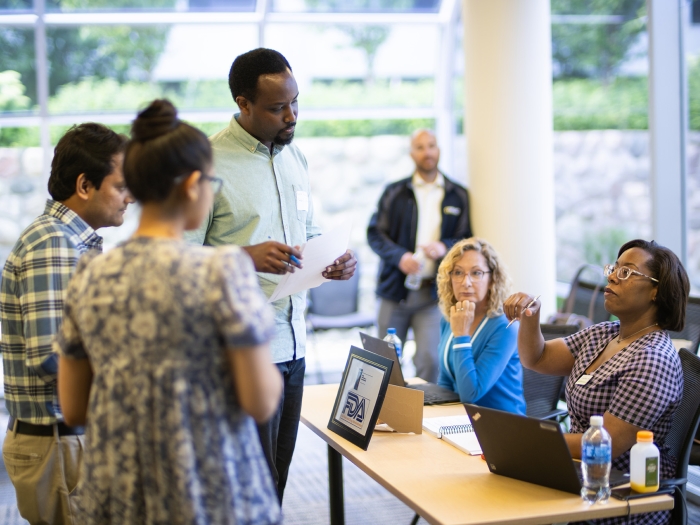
[590,415,604,427]
[387,328,396,334]
[637,431,653,442]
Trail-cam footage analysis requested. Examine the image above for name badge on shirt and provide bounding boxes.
[443,206,461,216]
[296,190,308,211]
[575,374,593,386]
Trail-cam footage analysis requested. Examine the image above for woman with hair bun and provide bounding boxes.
[55,99,282,524]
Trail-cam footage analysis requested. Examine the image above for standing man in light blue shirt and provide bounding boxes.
[187,48,356,501]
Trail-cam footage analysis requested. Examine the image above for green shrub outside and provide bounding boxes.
[0,71,40,146]
[552,77,647,130]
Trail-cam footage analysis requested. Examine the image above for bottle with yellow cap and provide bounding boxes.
[630,431,660,493]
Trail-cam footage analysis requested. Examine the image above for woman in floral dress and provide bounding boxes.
[55,99,283,525]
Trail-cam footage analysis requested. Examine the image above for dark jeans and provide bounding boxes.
[257,357,305,503]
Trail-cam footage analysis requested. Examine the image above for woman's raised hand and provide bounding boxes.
[450,300,475,337]
[503,293,541,325]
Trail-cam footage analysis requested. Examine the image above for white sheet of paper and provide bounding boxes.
[268,223,352,303]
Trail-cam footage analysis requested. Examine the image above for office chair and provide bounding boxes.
[540,323,580,412]
[306,268,374,332]
[540,323,580,341]
[558,264,612,325]
[305,267,375,384]
[668,296,700,355]
[522,369,567,421]
[521,325,578,422]
[662,348,700,525]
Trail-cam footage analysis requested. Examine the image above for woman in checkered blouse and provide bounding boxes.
[504,239,689,525]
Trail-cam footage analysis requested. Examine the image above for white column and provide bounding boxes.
[647,0,687,262]
[462,0,556,316]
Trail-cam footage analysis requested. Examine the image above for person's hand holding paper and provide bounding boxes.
[322,249,357,280]
[268,223,353,303]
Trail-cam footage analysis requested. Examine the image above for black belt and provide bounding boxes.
[9,418,84,437]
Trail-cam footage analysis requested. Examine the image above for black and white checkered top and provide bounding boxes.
[564,322,683,525]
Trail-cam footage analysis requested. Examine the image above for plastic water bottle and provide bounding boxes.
[581,415,612,504]
[404,250,425,291]
[383,328,403,361]
[630,431,660,493]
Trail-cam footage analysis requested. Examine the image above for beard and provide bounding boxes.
[273,126,295,146]
[417,158,438,172]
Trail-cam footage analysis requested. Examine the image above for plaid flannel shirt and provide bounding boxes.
[0,200,102,425]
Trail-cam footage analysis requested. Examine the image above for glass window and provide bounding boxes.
[550,0,649,283]
[685,7,700,290]
[0,130,44,264]
[45,24,257,114]
[187,0,255,11]
[272,0,441,13]
[265,23,436,111]
[45,0,255,13]
[0,28,37,112]
[0,0,32,12]
[0,126,39,147]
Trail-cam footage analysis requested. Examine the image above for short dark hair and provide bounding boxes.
[228,48,292,103]
[48,123,127,201]
[617,239,690,331]
[124,99,212,203]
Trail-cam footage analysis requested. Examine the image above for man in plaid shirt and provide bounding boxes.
[0,123,133,524]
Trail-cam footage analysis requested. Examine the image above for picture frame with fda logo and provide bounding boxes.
[327,345,393,450]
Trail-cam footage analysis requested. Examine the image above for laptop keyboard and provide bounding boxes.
[423,392,447,404]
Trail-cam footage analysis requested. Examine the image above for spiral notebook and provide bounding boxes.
[422,415,482,455]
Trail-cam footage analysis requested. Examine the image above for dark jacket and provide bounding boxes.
[367,174,472,302]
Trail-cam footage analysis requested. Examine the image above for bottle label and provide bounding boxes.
[582,443,611,464]
[645,456,659,487]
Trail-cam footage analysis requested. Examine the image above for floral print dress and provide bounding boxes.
[54,237,281,525]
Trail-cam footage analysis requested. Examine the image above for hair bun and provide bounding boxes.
[131,99,180,141]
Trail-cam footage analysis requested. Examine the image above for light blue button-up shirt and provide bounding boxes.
[186,114,321,363]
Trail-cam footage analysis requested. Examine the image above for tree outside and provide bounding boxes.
[551,0,646,82]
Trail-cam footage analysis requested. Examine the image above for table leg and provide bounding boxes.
[328,445,345,525]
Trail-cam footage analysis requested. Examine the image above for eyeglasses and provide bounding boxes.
[202,175,224,195]
[450,269,491,282]
[603,264,659,283]
[173,172,224,195]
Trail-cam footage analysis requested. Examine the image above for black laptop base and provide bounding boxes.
[464,404,629,495]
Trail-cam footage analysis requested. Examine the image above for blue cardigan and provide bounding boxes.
[436,315,526,415]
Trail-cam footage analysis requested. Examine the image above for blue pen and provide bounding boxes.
[268,236,300,266]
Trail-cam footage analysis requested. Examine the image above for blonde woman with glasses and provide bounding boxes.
[435,237,526,414]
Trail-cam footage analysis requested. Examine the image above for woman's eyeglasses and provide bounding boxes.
[603,264,659,283]
[173,172,224,195]
[449,269,491,283]
[202,175,224,195]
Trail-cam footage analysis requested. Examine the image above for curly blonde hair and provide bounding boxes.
[436,237,513,320]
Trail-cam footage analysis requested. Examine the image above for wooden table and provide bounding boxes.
[300,384,674,525]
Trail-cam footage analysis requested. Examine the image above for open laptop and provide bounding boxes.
[359,332,460,406]
[463,404,630,494]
